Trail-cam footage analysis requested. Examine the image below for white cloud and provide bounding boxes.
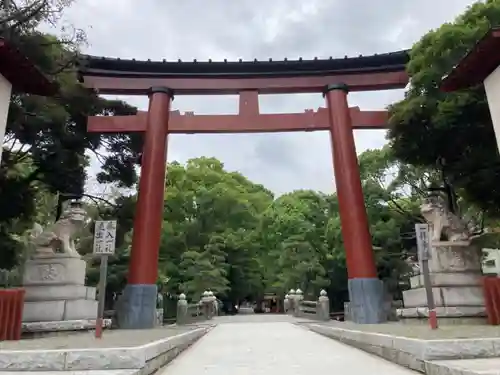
[51,0,475,196]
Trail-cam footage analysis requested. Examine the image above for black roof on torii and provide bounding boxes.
[77,50,409,78]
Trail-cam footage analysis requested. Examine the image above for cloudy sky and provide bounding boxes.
[57,0,475,196]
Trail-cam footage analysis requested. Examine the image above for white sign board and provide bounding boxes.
[93,220,117,255]
[415,223,431,261]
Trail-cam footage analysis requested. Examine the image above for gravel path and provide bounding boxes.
[160,322,417,375]
[0,325,196,350]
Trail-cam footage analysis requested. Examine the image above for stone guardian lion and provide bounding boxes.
[420,194,470,243]
[31,201,88,258]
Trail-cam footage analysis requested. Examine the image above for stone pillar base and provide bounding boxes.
[22,256,97,323]
[348,278,386,324]
[398,242,486,325]
[398,306,486,325]
[116,284,157,329]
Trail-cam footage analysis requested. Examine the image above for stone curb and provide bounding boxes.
[424,359,500,375]
[22,319,113,334]
[305,324,500,374]
[0,326,212,373]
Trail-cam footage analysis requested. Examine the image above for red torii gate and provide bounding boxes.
[78,51,409,328]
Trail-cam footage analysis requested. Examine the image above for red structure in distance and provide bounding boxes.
[79,51,410,328]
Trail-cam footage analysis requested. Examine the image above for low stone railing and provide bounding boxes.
[176,290,218,325]
[284,289,330,321]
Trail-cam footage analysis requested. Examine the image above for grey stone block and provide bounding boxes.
[22,318,111,333]
[65,348,146,371]
[117,284,157,329]
[348,278,386,324]
[0,350,66,371]
[0,327,209,372]
[23,256,87,286]
[23,299,98,322]
[423,339,496,360]
[403,286,485,308]
[24,285,93,301]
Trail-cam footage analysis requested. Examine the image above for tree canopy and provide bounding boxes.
[0,1,144,265]
[77,150,419,313]
[387,0,500,216]
[6,0,493,313]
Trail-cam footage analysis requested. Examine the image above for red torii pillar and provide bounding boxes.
[118,87,173,329]
[324,84,384,323]
[95,86,385,327]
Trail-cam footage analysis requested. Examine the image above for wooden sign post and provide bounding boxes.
[93,220,117,338]
[415,223,438,330]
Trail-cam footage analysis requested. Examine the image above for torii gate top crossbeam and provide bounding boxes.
[77,51,409,95]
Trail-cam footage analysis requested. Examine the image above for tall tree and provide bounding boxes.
[1,20,144,266]
[260,190,331,298]
[387,0,500,216]
[159,157,273,303]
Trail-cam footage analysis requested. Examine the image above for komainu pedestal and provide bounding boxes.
[398,242,486,324]
[22,256,97,322]
[22,201,98,324]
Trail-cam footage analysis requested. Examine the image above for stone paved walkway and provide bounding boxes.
[161,321,417,374]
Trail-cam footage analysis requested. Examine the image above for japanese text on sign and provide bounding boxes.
[415,223,431,261]
[93,220,117,255]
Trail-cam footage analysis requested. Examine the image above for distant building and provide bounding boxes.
[482,248,500,276]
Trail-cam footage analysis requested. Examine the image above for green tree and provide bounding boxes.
[158,157,273,304]
[0,30,143,267]
[260,190,331,298]
[387,0,500,215]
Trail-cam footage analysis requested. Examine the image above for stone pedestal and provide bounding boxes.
[22,256,98,323]
[398,242,487,324]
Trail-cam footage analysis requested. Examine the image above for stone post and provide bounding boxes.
[318,289,330,321]
[208,291,216,319]
[287,289,296,315]
[201,291,211,319]
[176,293,188,325]
[283,294,290,313]
[210,292,218,317]
[294,288,303,317]
[155,292,164,326]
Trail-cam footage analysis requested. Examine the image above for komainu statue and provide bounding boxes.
[404,255,420,276]
[420,194,470,243]
[31,201,88,258]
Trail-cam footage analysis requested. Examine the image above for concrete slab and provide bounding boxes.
[0,326,210,373]
[426,358,500,375]
[302,322,500,374]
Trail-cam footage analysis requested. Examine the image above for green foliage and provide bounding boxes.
[1,28,143,258]
[1,0,458,308]
[159,157,273,302]
[84,150,420,311]
[388,0,500,215]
